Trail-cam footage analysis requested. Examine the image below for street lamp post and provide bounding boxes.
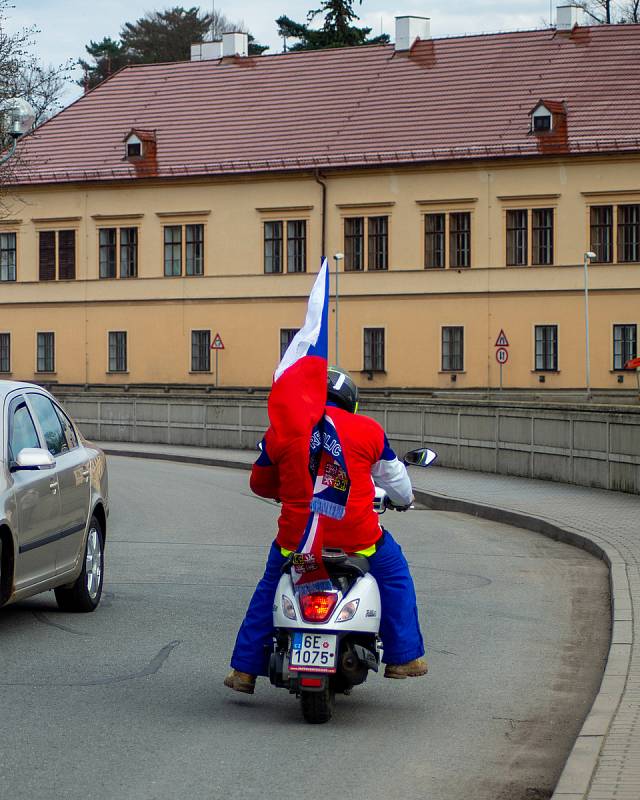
[0,98,35,167]
[333,252,344,366]
[584,251,597,398]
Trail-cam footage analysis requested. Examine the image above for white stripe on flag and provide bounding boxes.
[302,513,320,554]
[274,258,328,382]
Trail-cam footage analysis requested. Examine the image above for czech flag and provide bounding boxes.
[268,258,351,596]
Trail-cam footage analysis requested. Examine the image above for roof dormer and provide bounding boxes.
[123,128,157,160]
[529,100,566,134]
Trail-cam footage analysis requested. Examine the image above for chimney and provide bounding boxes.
[190,40,223,61]
[222,31,249,57]
[395,16,430,51]
[556,4,585,30]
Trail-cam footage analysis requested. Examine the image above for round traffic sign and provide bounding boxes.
[496,347,509,364]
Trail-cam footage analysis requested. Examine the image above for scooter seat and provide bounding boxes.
[280,548,370,578]
[322,548,370,578]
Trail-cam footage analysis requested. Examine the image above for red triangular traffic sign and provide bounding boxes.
[495,329,509,347]
[211,332,225,350]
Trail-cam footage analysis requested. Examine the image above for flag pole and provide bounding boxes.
[333,253,343,365]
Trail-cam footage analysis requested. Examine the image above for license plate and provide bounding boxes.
[289,632,337,673]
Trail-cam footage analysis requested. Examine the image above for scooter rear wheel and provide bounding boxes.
[301,687,335,724]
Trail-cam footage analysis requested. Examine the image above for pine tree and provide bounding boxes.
[78,6,268,90]
[79,39,129,91]
[277,0,389,51]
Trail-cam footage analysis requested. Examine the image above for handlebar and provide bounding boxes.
[384,497,413,512]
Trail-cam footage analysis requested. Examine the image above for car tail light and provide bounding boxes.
[300,592,339,623]
[300,677,324,688]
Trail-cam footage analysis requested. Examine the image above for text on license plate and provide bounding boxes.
[289,632,337,673]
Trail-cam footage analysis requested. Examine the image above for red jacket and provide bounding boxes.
[251,406,391,553]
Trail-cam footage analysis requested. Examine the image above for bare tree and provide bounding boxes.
[577,1,614,23]
[0,0,72,132]
[620,0,640,22]
[577,0,640,23]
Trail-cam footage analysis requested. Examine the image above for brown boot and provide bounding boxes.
[384,658,428,679]
[224,669,256,694]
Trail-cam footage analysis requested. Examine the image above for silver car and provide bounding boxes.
[0,381,108,612]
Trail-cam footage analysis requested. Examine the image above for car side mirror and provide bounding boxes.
[403,448,438,468]
[13,447,56,470]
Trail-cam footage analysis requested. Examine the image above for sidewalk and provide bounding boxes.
[100,440,640,800]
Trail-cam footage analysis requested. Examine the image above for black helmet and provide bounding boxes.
[327,367,359,413]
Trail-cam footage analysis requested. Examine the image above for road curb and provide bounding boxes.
[102,446,252,472]
[105,446,628,799]
[411,487,629,800]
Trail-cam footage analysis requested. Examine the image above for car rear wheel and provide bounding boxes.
[54,516,104,613]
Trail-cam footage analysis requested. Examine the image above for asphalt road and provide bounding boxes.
[0,457,609,800]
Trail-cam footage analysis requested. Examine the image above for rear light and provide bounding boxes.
[300,677,324,688]
[300,592,338,623]
[336,599,359,622]
[282,595,297,620]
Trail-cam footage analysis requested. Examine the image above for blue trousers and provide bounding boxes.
[230,531,425,676]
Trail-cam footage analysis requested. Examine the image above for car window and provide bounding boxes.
[28,394,68,456]
[54,404,78,450]
[9,402,40,460]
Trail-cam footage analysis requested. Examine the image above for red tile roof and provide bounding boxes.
[10,24,640,185]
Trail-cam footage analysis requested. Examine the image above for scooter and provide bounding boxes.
[268,447,437,723]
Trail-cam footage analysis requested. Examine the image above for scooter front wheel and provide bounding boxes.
[301,687,335,724]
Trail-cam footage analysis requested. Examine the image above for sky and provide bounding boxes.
[6,1,558,105]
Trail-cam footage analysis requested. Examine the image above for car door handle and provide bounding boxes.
[49,479,59,495]
[81,467,90,482]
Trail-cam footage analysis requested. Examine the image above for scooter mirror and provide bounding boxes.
[404,448,438,467]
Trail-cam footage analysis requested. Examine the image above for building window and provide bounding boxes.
[38,230,76,281]
[127,141,142,158]
[264,221,283,274]
[506,210,528,266]
[108,331,127,373]
[286,220,306,273]
[368,217,388,271]
[280,328,299,359]
[0,233,16,281]
[164,226,182,276]
[504,208,554,266]
[163,224,204,277]
[613,324,637,371]
[99,228,116,278]
[36,332,55,373]
[344,217,364,271]
[120,228,137,278]
[442,326,464,371]
[533,114,551,132]
[343,215,390,271]
[590,206,613,263]
[618,204,640,263]
[363,328,385,372]
[0,333,10,373]
[424,212,472,269]
[100,227,138,278]
[449,213,471,268]
[264,220,306,274]
[532,208,554,265]
[58,230,76,280]
[424,214,445,269]
[191,330,211,372]
[535,325,558,371]
[186,224,204,276]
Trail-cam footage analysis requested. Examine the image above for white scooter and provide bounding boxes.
[268,447,437,724]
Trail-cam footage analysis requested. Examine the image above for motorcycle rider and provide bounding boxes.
[225,367,427,694]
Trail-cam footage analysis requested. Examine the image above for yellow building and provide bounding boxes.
[2,12,640,392]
